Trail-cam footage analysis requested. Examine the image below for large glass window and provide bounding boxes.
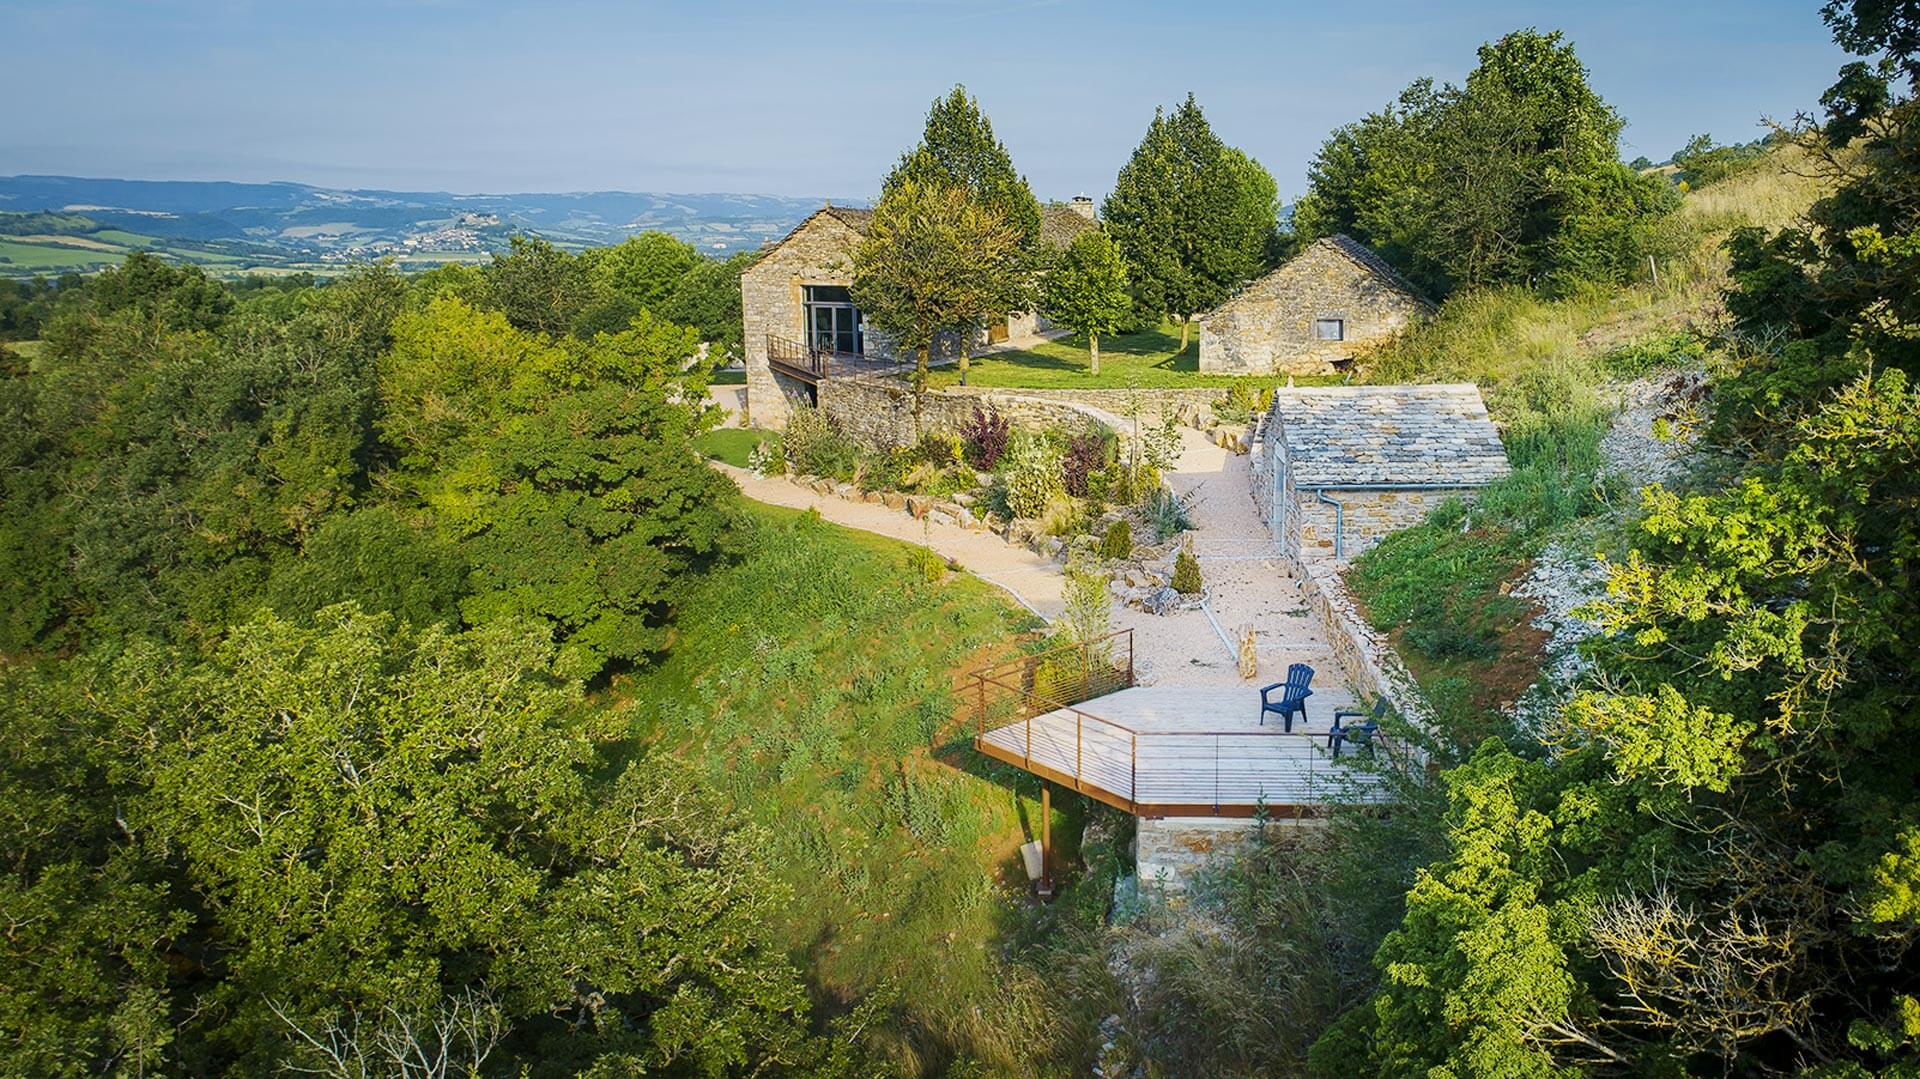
[804,285,863,355]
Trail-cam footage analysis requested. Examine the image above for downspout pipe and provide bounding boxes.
[1305,483,1481,561]
[1313,489,1347,560]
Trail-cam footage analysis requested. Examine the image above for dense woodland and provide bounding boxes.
[4,3,1920,1076]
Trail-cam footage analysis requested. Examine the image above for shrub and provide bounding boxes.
[906,544,946,583]
[1001,431,1063,519]
[1139,486,1195,543]
[1040,495,1086,538]
[746,435,784,476]
[783,407,860,480]
[1215,381,1275,424]
[1098,519,1133,561]
[1061,431,1107,497]
[860,447,913,492]
[914,431,965,467]
[1171,546,1203,595]
[961,403,1010,469]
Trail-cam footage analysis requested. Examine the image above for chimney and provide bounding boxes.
[1068,194,1096,221]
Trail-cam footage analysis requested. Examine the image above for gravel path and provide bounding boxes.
[1117,427,1345,690]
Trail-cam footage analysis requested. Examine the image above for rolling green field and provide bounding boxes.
[0,238,124,271]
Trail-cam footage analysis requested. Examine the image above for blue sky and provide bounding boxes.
[0,0,1852,200]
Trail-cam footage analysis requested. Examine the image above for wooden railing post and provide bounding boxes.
[1130,734,1138,807]
[1214,734,1221,812]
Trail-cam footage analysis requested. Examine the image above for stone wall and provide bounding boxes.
[818,374,1115,449]
[1292,487,1462,564]
[1198,240,1429,376]
[937,384,1231,419]
[1136,816,1325,894]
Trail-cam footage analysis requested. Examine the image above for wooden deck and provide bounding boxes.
[974,685,1395,818]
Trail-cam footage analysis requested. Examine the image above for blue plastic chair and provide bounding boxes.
[1259,663,1314,731]
[1330,699,1386,758]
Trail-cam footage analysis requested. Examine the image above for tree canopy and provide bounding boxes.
[1102,94,1279,340]
[1041,228,1132,375]
[1292,29,1676,295]
[849,178,1026,385]
[1323,8,1920,1073]
[883,85,1044,252]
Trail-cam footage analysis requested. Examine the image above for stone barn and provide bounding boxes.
[1198,235,1434,376]
[739,198,1099,429]
[1250,385,1509,563]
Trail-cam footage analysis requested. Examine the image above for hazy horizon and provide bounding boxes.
[0,0,1854,201]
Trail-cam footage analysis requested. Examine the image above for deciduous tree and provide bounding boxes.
[849,179,1025,385]
[1041,229,1131,374]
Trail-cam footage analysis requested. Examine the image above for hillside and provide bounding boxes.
[0,174,836,277]
[1344,142,1832,743]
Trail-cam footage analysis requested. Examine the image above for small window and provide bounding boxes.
[1314,318,1345,341]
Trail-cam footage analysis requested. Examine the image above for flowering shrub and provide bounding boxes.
[961,403,1011,469]
[1001,431,1063,519]
[1061,432,1108,497]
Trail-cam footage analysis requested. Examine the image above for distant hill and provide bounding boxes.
[0,175,846,278]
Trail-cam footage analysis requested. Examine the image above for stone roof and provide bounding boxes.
[1039,205,1098,251]
[820,205,874,232]
[764,202,1092,257]
[1267,384,1509,488]
[1211,234,1434,319]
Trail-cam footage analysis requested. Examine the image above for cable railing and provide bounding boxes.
[968,631,1402,815]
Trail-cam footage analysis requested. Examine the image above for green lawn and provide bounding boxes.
[923,321,1342,390]
[616,504,1119,1071]
[692,426,768,467]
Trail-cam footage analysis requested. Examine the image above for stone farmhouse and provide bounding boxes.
[740,197,1099,428]
[1198,234,1434,376]
[1250,384,1509,563]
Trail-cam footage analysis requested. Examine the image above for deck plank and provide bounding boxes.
[977,684,1394,812]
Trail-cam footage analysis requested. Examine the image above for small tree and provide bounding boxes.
[1043,230,1132,375]
[1172,545,1204,595]
[850,179,1025,386]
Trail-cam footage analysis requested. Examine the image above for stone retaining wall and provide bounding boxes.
[1136,816,1325,894]
[819,374,1117,449]
[934,384,1231,419]
[1294,559,1433,742]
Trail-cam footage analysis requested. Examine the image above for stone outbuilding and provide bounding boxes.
[740,198,1099,428]
[1198,235,1434,376]
[1250,384,1509,563]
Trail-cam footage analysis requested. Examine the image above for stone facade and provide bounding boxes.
[740,204,1099,429]
[1198,235,1434,376]
[740,209,907,431]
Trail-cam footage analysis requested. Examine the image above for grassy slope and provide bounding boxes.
[924,321,1341,390]
[1346,146,1829,749]
[615,504,1119,1074]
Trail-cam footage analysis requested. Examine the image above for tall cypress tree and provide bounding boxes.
[1104,95,1279,347]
